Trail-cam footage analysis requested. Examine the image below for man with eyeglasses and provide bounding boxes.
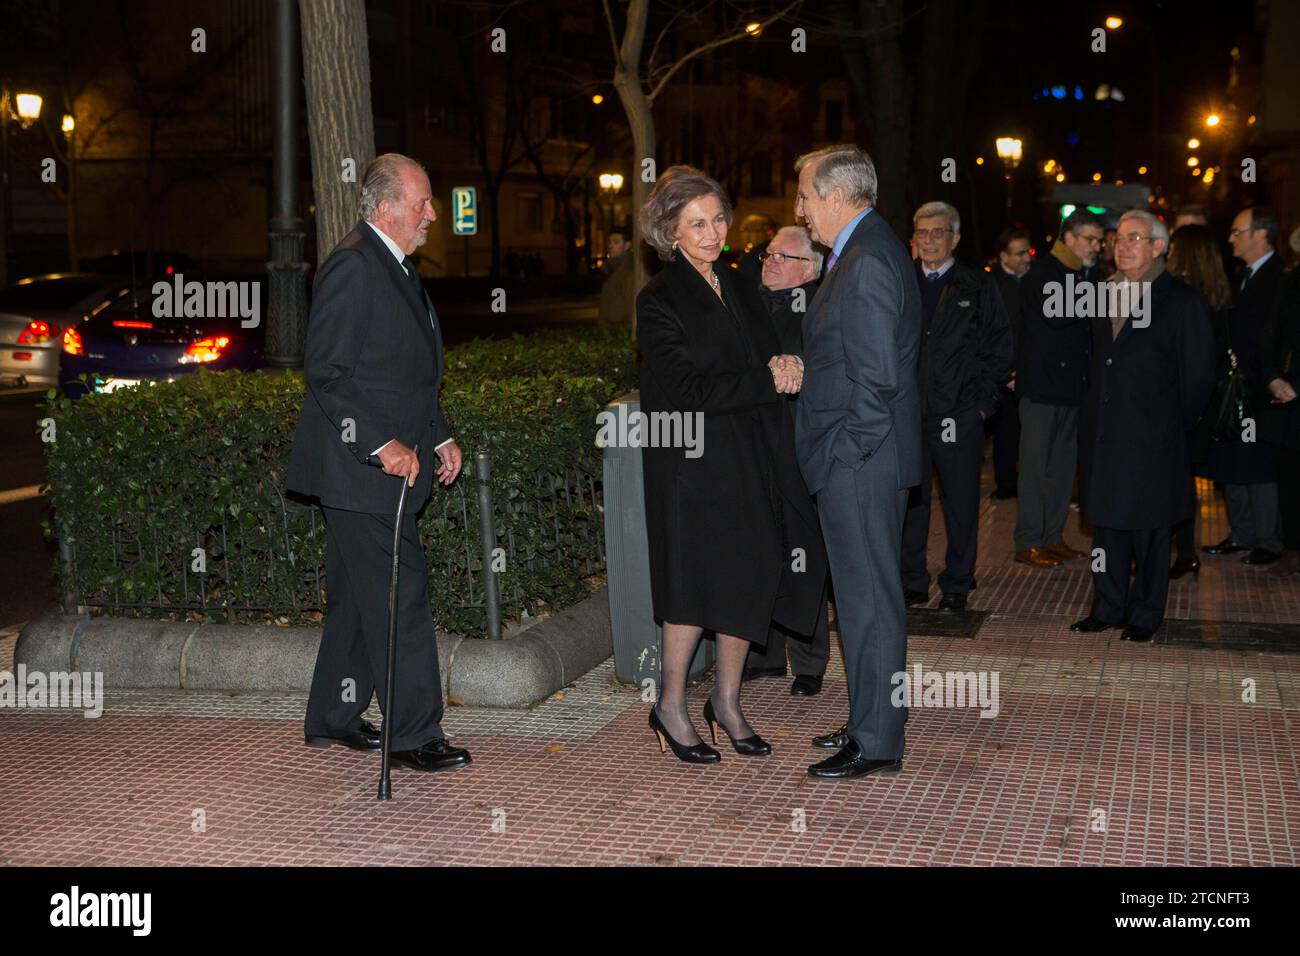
[742,225,833,695]
[1203,206,1286,565]
[1013,209,1104,568]
[900,202,1012,612]
[1072,210,1215,641]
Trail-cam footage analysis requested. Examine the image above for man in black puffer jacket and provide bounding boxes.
[1013,209,1105,568]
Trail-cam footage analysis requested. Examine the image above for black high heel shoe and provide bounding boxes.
[703,698,772,756]
[1169,555,1201,581]
[649,706,720,764]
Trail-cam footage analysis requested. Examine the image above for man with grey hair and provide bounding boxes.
[1072,207,1215,641]
[792,144,922,779]
[288,152,471,772]
[743,224,832,695]
[901,201,1012,613]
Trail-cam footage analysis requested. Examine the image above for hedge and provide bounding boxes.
[42,328,636,635]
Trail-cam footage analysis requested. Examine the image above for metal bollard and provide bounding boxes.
[474,452,502,640]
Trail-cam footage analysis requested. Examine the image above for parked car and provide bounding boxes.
[0,274,134,387]
[59,275,266,398]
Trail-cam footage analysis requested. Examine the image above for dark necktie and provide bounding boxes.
[1240,268,1252,291]
[927,271,940,282]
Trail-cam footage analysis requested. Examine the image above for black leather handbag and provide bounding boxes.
[1208,343,1248,442]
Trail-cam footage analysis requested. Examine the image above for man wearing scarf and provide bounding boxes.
[1072,209,1216,642]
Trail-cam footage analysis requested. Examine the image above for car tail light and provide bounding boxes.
[179,336,232,364]
[13,352,33,361]
[63,327,84,355]
[113,319,153,329]
[17,319,60,344]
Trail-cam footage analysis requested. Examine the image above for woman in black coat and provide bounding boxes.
[636,166,828,763]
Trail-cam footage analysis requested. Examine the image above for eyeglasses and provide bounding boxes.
[1228,227,1259,238]
[759,251,812,264]
[913,228,952,240]
[1114,233,1157,245]
[1077,233,1105,246]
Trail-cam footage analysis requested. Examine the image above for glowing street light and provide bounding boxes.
[1092,172,1102,182]
[591,94,604,105]
[1205,113,1221,127]
[995,137,1023,165]
[1187,155,1199,167]
[1055,172,1066,183]
[61,113,75,134]
[745,22,762,35]
[1187,137,1200,149]
[598,172,623,193]
[1138,165,1148,175]
[14,92,42,123]
[1105,16,1123,29]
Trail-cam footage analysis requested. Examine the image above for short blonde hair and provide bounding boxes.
[639,165,733,261]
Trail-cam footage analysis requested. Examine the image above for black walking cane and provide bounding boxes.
[378,442,419,801]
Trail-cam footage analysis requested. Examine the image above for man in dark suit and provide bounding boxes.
[792,145,922,779]
[741,225,832,696]
[988,227,1032,500]
[1071,210,1215,642]
[901,202,1013,612]
[1205,206,1286,564]
[287,153,470,772]
[1014,209,1104,568]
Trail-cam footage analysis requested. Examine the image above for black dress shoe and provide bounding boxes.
[1120,625,1156,642]
[741,666,787,683]
[389,738,472,772]
[305,719,383,752]
[808,741,902,780]
[790,674,823,696]
[1204,537,1246,556]
[904,589,929,606]
[812,722,850,749]
[1242,547,1280,565]
[702,699,771,756]
[938,592,967,612]
[1070,615,1115,633]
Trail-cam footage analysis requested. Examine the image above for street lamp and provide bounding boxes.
[1205,113,1221,128]
[995,137,1022,210]
[598,172,624,260]
[1105,16,1123,29]
[1,88,45,287]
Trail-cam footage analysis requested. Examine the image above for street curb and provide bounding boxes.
[13,589,613,708]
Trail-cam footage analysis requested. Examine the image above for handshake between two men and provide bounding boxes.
[770,354,804,394]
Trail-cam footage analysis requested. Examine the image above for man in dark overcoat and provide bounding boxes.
[1071,210,1216,642]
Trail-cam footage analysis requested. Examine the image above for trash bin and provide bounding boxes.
[601,392,714,689]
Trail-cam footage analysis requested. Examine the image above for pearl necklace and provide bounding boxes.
[708,269,720,292]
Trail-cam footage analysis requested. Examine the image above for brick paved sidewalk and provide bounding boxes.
[1,473,1297,866]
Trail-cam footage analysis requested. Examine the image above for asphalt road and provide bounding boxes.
[0,296,604,630]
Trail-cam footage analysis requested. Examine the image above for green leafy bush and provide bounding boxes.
[43,329,635,635]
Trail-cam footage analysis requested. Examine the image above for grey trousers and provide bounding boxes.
[1223,482,1283,554]
[815,454,909,760]
[1015,397,1078,551]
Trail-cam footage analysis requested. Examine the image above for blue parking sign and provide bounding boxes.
[452,187,477,236]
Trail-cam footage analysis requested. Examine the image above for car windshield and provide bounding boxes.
[0,280,103,310]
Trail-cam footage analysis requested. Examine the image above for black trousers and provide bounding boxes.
[304,505,445,751]
[989,386,1019,493]
[746,598,831,677]
[901,408,983,595]
[1274,444,1300,551]
[1089,524,1171,632]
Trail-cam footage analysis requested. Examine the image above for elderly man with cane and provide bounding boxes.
[287,153,469,778]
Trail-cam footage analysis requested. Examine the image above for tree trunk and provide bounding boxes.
[612,0,652,336]
[300,0,376,263]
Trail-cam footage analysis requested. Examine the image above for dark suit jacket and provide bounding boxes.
[1261,265,1300,449]
[794,209,922,496]
[1234,252,1285,392]
[1079,270,1216,529]
[286,221,452,515]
